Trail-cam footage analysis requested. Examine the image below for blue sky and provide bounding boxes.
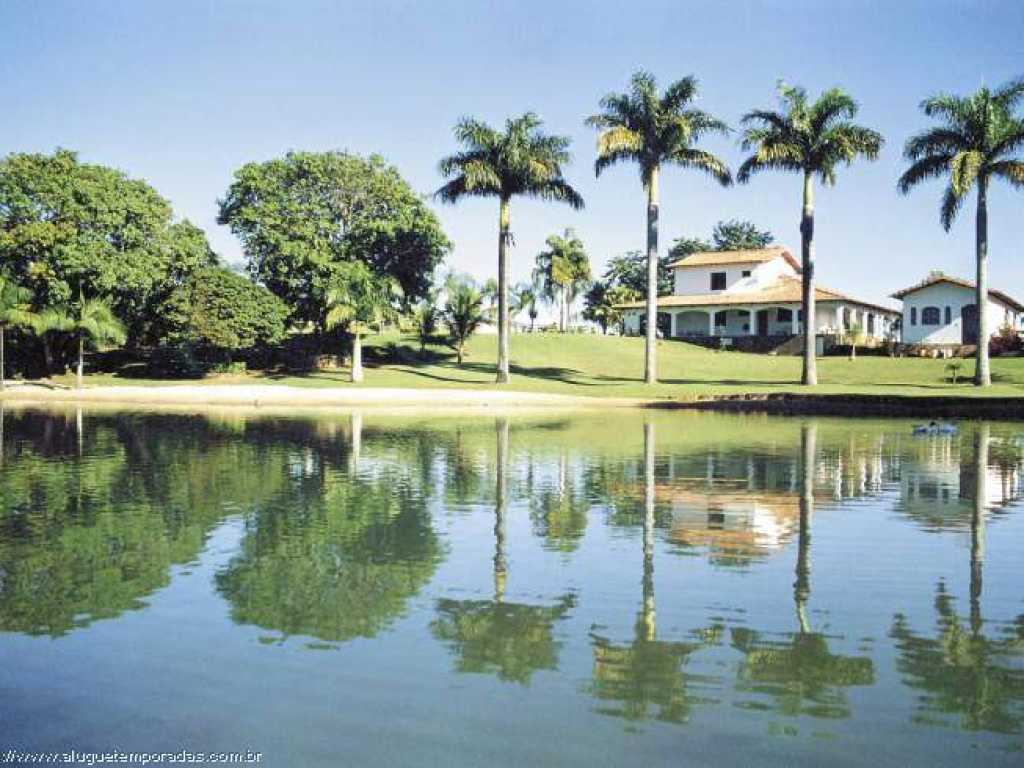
[1,0,1021,306]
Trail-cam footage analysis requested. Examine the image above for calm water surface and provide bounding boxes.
[1,406,1023,766]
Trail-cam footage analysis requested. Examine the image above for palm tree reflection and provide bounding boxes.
[731,423,874,719]
[589,422,722,724]
[890,424,1024,734]
[432,418,576,685]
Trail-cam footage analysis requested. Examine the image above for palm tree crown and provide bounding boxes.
[738,83,884,183]
[586,72,732,185]
[898,79,1024,229]
[436,113,585,208]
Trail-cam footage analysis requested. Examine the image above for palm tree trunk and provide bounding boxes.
[0,326,5,391]
[350,331,364,383]
[970,422,988,633]
[76,335,84,389]
[796,422,816,633]
[639,420,656,641]
[644,166,660,385]
[561,284,568,332]
[496,196,511,383]
[800,171,818,386]
[975,177,990,386]
[494,417,509,602]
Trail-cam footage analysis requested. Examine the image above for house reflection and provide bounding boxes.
[897,429,1023,530]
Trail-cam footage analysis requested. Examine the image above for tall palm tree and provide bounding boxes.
[436,113,584,383]
[738,84,883,386]
[0,275,37,390]
[898,80,1024,387]
[587,71,732,383]
[533,230,591,332]
[325,262,401,383]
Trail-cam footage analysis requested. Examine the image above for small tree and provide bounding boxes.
[444,282,487,366]
[0,275,37,390]
[69,299,126,388]
[847,323,864,360]
[325,262,401,383]
[511,282,539,333]
[412,300,439,356]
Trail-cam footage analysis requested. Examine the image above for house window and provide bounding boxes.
[944,306,952,324]
[714,311,727,327]
[741,270,751,278]
[910,307,917,326]
[777,308,793,322]
[921,306,941,325]
[710,272,727,290]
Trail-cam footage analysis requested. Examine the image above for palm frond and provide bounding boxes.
[950,150,984,196]
[989,159,1024,188]
[897,154,954,193]
[670,148,733,186]
[940,183,967,231]
[904,127,970,160]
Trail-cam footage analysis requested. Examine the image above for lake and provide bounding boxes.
[1,406,1022,766]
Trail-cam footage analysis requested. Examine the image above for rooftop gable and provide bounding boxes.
[669,246,800,272]
[891,272,1024,313]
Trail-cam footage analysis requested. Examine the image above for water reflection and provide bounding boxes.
[588,423,722,724]
[431,419,577,684]
[730,424,875,720]
[2,407,1024,759]
[891,424,1024,734]
[215,414,444,644]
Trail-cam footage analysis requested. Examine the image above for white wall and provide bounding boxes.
[673,257,796,295]
[900,283,1018,344]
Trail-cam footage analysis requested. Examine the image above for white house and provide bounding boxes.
[619,246,898,345]
[891,271,1023,347]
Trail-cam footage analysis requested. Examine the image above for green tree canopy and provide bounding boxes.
[0,149,187,331]
[218,151,450,332]
[157,265,289,352]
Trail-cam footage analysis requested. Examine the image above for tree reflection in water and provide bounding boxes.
[215,412,444,643]
[731,423,875,719]
[588,422,722,724]
[890,424,1024,734]
[431,418,577,685]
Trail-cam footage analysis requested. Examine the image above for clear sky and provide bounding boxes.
[1,0,1021,307]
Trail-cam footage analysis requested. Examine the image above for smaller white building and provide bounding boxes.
[892,272,1023,346]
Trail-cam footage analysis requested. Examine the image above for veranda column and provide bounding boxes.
[791,306,799,335]
[836,306,844,333]
[707,311,715,337]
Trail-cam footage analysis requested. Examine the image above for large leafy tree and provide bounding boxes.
[898,80,1024,387]
[156,265,288,356]
[436,113,584,383]
[0,149,187,337]
[533,230,591,332]
[711,219,775,251]
[0,274,36,389]
[587,72,732,384]
[325,261,402,383]
[218,151,449,335]
[738,84,883,386]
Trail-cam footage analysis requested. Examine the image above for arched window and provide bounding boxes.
[921,306,941,326]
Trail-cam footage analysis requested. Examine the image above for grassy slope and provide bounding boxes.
[54,332,1024,400]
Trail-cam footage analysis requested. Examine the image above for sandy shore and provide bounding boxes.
[0,382,644,410]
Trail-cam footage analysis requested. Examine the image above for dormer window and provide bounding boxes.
[710,272,727,290]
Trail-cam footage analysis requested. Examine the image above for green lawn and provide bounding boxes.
[47,332,1024,400]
